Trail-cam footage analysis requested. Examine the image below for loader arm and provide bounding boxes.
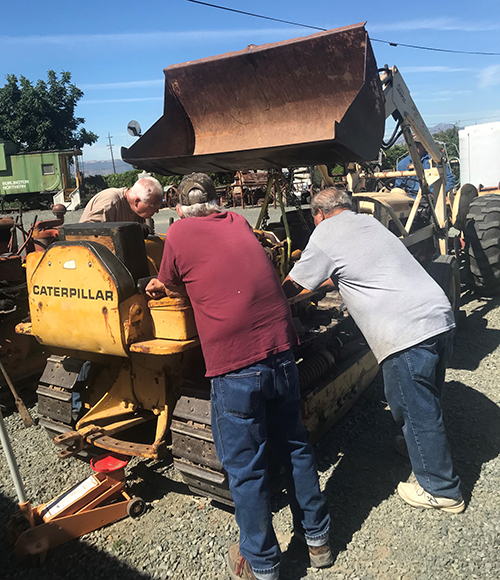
[361,65,449,254]
[381,66,442,165]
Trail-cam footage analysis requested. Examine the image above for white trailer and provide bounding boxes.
[458,121,500,294]
[459,121,500,189]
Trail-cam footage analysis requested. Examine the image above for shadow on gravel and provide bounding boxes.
[127,457,194,503]
[280,374,412,579]
[280,355,500,579]
[0,376,39,420]
[451,294,500,371]
[0,492,154,580]
[443,380,500,500]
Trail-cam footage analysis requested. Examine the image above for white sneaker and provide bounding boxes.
[397,482,465,513]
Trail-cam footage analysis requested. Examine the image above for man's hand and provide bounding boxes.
[146,278,188,299]
[146,278,167,299]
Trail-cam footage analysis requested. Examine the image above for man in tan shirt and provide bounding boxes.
[80,177,163,223]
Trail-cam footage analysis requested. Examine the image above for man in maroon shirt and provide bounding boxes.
[146,173,331,580]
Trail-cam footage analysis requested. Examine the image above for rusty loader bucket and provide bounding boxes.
[122,22,385,173]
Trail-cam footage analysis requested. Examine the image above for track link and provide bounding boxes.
[171,385,233,506]
[36,355,85,437]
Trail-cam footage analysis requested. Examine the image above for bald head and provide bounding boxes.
[128,177,163,219]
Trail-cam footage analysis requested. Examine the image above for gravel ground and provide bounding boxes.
[1,209,499,579]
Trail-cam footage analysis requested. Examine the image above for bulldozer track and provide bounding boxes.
[36,355,86,437]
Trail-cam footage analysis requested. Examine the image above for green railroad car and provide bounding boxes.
[0,141,81,208]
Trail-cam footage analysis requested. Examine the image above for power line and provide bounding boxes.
[455,114,500,124]
[371,38,500,56]
[186,0,325,31]
[186,0,500,56]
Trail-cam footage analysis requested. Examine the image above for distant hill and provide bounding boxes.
[81,159,133,176]
[429,123,459,133]
[393,123,459,145]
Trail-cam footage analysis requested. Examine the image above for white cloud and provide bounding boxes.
[417,97,453,103]
[478,65,500,88]
[412,89,472,98]
[0,28,295,48]
[402,66,473,73]
[80,80,164,90]
[369,18,500,33]
[80,97,163,105]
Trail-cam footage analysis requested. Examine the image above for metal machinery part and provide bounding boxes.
[18,218,378,506]
[1,207,67,395]
[121,23,385,173]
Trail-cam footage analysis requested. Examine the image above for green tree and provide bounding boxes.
[0,70,98,151]
[104,169,142,189]
[382,144,408,171]
[99,170,232,191]
[432,125,460,183]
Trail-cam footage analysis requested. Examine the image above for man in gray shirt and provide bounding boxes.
[284,187,464,513]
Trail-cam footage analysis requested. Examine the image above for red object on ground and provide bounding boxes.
[90,453,130,474]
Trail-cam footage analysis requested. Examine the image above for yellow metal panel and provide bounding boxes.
[129,337,200,355]
[75,356,182,459]
[149,307,197,341]
[25,250,44,274]
[27,245,128,356]
[144,235,166,275]
[302,350,379,443]
[148,296,198,340]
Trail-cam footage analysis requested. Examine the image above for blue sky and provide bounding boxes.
[2,0,500,163]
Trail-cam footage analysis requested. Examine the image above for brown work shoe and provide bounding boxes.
[398,482,465,513]
[308,543,333,568]
[227,543,257,579]
[291,533,333,568]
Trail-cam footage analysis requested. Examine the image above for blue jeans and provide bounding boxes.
[382,330,462,499]
[211,350,330,580]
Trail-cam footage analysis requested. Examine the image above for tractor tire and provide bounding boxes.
[464,194,500,295]
[427,255,461,323]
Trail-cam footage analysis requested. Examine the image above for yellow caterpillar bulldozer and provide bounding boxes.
[18,22,460,504]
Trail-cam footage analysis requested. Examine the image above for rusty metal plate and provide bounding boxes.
[173,459,232,505]
[172,393,211,425]
[38,417,73,437]
[171,421,220,471]
[173,458,226,486]
[37,387,73,423]
[39,355,84,391]
[122,23,385,174]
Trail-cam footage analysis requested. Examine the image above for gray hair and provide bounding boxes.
[129,177,163,203]
[179,199,222,218]
[310,187,352,216]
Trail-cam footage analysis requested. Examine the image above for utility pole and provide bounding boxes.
[107,132,116,174]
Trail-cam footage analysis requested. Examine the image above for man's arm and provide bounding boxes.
[282,275,335,299]
[282,275,304,299]
[145,278,187,299]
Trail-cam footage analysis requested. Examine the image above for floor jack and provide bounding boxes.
[0,407,146,562]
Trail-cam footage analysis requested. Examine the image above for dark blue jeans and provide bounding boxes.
[211,349,330,579]
[382,330,462,499]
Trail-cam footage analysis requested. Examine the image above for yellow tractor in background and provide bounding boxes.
[18,22,463,504]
